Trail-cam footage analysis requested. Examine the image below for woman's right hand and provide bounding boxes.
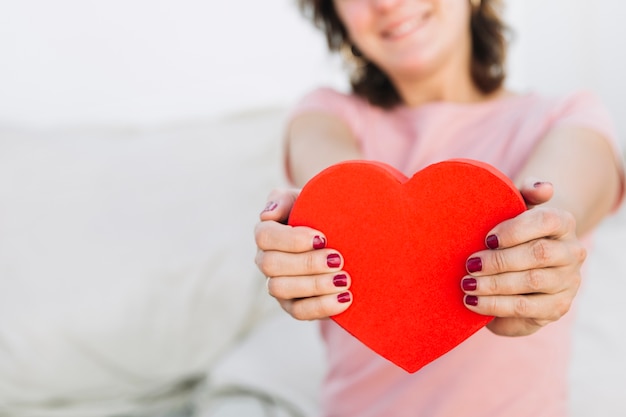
[254,189,353,320]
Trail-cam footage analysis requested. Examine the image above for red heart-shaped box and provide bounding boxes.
[288,159,526,373]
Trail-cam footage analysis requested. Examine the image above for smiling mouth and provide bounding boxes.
[381,12,430,40]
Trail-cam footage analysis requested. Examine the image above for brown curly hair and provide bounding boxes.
[298,0,509,108]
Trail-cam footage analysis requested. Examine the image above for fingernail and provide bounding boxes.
[313,235,327,249]
[533,181,552,188]
[466,257,482,273]
[262,201,278,213]
[333,274,348,287]
[465,295,479,307]
[327,253,341,268]
[337,292,351,303]
[486,234,499,249]
[462,277,477,291]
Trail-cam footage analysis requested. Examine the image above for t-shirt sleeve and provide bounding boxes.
[551,90,625,210]
[286,87,365,140]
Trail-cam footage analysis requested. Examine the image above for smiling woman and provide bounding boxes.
[336,0,474,88]
[304,0,507,108]
[254,0,625,416]
[1,1,625,416]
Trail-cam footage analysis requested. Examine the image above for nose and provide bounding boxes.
[371,0,403,13]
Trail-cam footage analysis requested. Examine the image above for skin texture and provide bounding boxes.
[335,0,480,105]
[254,0,623,337]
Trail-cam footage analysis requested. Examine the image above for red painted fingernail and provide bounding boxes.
[313,235,327,249]
[465,295,479,306]
[262,201,278,213]
[462,277,477,291]
[327,253,341,268]
[466,257,482,273]
[486,234,499,249]
[337,292,351,303]
[333,274,348,287]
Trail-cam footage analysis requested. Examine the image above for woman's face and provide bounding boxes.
[334,0,472,82]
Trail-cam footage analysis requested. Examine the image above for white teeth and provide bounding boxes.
[386,20,419,38]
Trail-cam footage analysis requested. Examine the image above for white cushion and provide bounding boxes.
[0,108,311,416]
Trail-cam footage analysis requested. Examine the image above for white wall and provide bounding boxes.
[0,0,344,127]
[505,0,626,146]
[0,0,624,144]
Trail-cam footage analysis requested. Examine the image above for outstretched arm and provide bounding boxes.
[462,126,623,336]
[516,126,622,235]
[286,112,362,187]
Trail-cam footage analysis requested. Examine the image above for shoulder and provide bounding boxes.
[544,90,618,141]
[524,90,614,125]
[553,89,608,109]
[506,90,617,142]
[287,87,373,142]
[289,87,369,121]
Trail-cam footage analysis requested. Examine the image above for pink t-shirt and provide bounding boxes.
[288,88,625,417]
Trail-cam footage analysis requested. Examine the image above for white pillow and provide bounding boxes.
[0,108,294,416]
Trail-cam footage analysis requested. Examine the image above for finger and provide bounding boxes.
[518,177,553,208]
[461,268,570,296]
[255,220,327,253]
[463,292,573,323]
[482,207,576,250]
[486,317,545,337]
[466,238,585,276]
[268,272,350,299]
[278,291,352,321]
[260,188,300,223]
[256,248,343,278]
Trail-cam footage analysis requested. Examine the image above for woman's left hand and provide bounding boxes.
[461,180,587,337]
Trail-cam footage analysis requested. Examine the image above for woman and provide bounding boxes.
[255,0,624,415]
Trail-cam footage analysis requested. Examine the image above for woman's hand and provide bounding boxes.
[255,189,353,320]
[461,180,586,336]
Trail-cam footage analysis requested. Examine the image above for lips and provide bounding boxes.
[381,10,430,40]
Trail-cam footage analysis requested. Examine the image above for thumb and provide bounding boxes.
[260,188,301,224]
[519,177,553,208]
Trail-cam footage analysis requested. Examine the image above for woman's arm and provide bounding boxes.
[461,126,623,336]
[287,112,363,187]
[515,126,622,235]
